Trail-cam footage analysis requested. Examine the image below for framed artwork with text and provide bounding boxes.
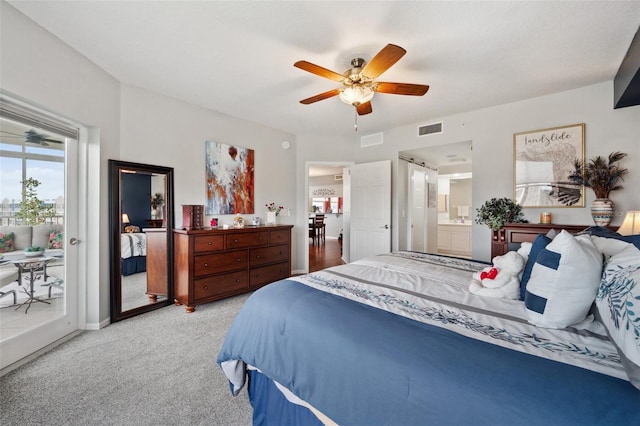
[514,123,585,207]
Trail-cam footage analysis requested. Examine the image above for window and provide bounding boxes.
[0,116,66,225]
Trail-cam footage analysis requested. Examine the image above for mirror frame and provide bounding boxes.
[108,160,175,322]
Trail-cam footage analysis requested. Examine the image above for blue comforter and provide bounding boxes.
[218,279,639,425]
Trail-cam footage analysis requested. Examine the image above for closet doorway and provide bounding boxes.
[400,140,473,258]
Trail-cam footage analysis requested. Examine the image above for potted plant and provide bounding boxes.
[475,197,527,232]
[568,151,628,226]
[150,193,164,219]
[15,177,55,225]
[24,245,45,257]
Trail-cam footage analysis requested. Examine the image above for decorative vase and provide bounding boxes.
[151,207,160,219]
[266,211,276,225]
[591,198,614,226]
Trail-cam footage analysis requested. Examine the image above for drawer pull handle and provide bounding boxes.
[234,239,239,243]
[204,263,208,267]
[203,286,209,290]
[256,255,261,259]
[236,279,240,283]
[236,258,242,262]
[208,241,213,245]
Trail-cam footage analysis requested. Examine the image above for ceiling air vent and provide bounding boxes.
[418,122,443,137]
[360,132,384,148]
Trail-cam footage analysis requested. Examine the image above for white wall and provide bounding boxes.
[354,82,640,261]
[119,84,297,229]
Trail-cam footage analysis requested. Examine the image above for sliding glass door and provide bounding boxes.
[0,111,80,370]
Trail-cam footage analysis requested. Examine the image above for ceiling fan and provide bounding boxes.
[0,129,64,146]
[294,44,429,119]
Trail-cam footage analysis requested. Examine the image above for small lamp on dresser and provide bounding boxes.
[122,213,130,231]
[617,211,640,236]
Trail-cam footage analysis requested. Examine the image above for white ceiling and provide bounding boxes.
[7,1,640,139]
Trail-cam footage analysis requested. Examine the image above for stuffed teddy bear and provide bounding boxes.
[469,251,525,299]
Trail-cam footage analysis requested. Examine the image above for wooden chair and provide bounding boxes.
[309,217,315,243]
[312,214,326,245]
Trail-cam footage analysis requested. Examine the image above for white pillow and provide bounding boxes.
[525,230,603,329]
[596,241,640,390]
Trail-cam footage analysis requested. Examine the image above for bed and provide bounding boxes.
[120,232,146,276]
[218,227,640,425]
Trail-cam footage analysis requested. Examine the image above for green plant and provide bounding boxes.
[475,197,527,231]
[568,151,628,199]
[15,177,55,225]
[150,193,164,209]
[25,246,45,252]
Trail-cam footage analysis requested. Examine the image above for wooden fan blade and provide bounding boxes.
[374,82,429,96]
[294,61,345,82]
[361,44,406,79]
[300,88,342,104]
[356,101,372,115]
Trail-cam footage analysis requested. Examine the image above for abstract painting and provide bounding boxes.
[205,141,254,214]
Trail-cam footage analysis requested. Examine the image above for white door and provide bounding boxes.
[0,110,81,370]
[350,160,391,261]
[409,166,427,252]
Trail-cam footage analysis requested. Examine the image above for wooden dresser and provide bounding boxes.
[173,224,293,312]
[144,228,168,302]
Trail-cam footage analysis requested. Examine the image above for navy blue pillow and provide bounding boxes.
[520,234,552,300]
[581,226,640,249]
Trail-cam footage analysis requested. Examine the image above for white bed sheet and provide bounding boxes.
[120,233,146,259]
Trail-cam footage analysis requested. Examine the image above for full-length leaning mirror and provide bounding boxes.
[109,160,174,322]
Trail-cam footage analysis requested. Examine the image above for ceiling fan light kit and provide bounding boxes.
[294,44,429,131]
[339,84,374,106]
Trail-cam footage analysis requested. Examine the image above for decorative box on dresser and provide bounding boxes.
[173,224,293,312]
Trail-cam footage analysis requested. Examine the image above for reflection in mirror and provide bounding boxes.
[109,160,174,322]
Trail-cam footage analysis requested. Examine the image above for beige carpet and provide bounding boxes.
[0,293,254,425]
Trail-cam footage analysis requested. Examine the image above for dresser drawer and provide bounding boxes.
[250,261,290,287]
[226,231,269,249]
[194,235,224,253]
[269,229,291,244]
[194,250,247,276]
[194,270,248,300]
[250,244,289,267]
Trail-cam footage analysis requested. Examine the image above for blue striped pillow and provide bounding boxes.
[525,231,602,329]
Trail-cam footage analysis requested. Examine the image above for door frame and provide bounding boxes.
[303,161,354,273]
[0,93,91,373]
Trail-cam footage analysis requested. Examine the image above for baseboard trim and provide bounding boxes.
[0,330,82,377]
[85,317,111,330]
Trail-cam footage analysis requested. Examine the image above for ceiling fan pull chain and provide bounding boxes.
[354,110,358,132]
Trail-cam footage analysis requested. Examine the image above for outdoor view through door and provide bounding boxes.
[0,110,78,370]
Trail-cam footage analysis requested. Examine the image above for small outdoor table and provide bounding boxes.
[10,256,55,314]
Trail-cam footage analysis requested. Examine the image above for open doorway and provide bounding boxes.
[399,140,473,258]
[306,163,350,272]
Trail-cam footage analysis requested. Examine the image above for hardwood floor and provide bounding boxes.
[309,237,345,272]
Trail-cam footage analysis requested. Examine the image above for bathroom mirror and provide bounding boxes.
[109,160,174,322]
